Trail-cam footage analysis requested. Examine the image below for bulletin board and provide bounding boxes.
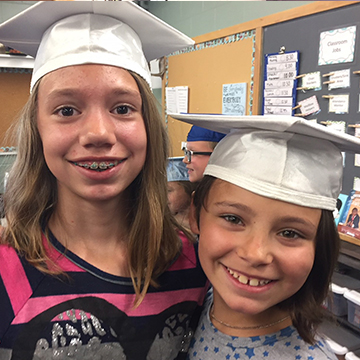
[165,29,258,157]
[162,1,354,156]
[261,1,360,195]
[0,70,31,145]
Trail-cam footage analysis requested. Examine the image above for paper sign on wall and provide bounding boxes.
[354,128,360,167]
[329,94,349,114]
[263,50,299,117]
[319,26,356,65]
[165,86,189,114]
[267,52,298,64]
[324,120,346,133]
[263,106,292,115]
[265,79,294,89]
[299,72,321,90]
[354,177,360,191]
[264,97,293,107]
[355,154,360,167]
[222,83,247,115]
[323,121,346,166]
[327,69,351,90]
[264,88,293,97]
[298,95,320,116]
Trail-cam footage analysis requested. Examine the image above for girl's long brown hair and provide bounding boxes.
[2,70,182,306]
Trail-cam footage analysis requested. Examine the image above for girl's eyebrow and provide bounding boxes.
[45,88,141,103]
[45,89,78,102]
[213,201,255,216]
[277,216,318,231]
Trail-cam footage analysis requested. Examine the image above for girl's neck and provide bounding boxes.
[48,193,131,276]
[210,296,292,337]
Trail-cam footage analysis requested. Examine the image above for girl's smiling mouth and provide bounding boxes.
[71,160,123,172]
[226,267,272,287]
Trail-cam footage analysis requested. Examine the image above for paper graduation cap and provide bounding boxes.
[167,157,189,182]
[169,113,360,211]
[0,1,194,91]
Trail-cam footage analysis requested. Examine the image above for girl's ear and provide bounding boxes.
[189,195,200,235]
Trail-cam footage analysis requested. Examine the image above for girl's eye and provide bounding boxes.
[279,229,302,239]
[222,215,243,225]
[57,107,77,117]
[113,105,132,115]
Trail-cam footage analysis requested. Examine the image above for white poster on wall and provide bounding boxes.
[318,26,356,66]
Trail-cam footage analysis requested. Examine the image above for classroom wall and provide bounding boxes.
[147,1,312,39]
[148,1,312,118]
[0,1,310,118]
[0,0,312,146]
[0,1,37,23]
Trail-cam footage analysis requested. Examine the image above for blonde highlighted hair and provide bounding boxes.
[2,70,182,306]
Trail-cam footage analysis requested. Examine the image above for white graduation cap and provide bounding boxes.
[169,113,360,211]
[0,1,194,92]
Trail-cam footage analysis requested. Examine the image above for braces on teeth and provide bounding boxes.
[74,161,118,171]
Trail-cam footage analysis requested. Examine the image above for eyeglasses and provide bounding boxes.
[183,149,212,162]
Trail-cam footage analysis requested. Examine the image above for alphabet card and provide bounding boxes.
[319,26,356,66]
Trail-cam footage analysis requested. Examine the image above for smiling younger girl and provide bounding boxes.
[170,113,360,360]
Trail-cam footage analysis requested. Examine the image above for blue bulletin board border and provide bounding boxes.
[262,50,299,116]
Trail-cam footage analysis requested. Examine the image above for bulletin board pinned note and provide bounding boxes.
[165,86,189,114]
[263,50,299,116]
[222,83,247,115]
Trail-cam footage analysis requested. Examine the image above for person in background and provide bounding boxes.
[182,125,225,183]
[167,157,197,233]
[0,3,208,358]
[170,113,360,360]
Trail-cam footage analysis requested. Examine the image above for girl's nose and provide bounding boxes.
[236,232,273,267]
[79,110,117,148]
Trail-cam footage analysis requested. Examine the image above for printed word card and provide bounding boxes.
[328,94,349,114]
[319,26,356,66]
[326,69,351,90]
[298,95,320,116]
[298,72,321,91]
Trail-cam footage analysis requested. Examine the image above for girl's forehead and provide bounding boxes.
[208,179,321,218]
[38,65,141,101]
